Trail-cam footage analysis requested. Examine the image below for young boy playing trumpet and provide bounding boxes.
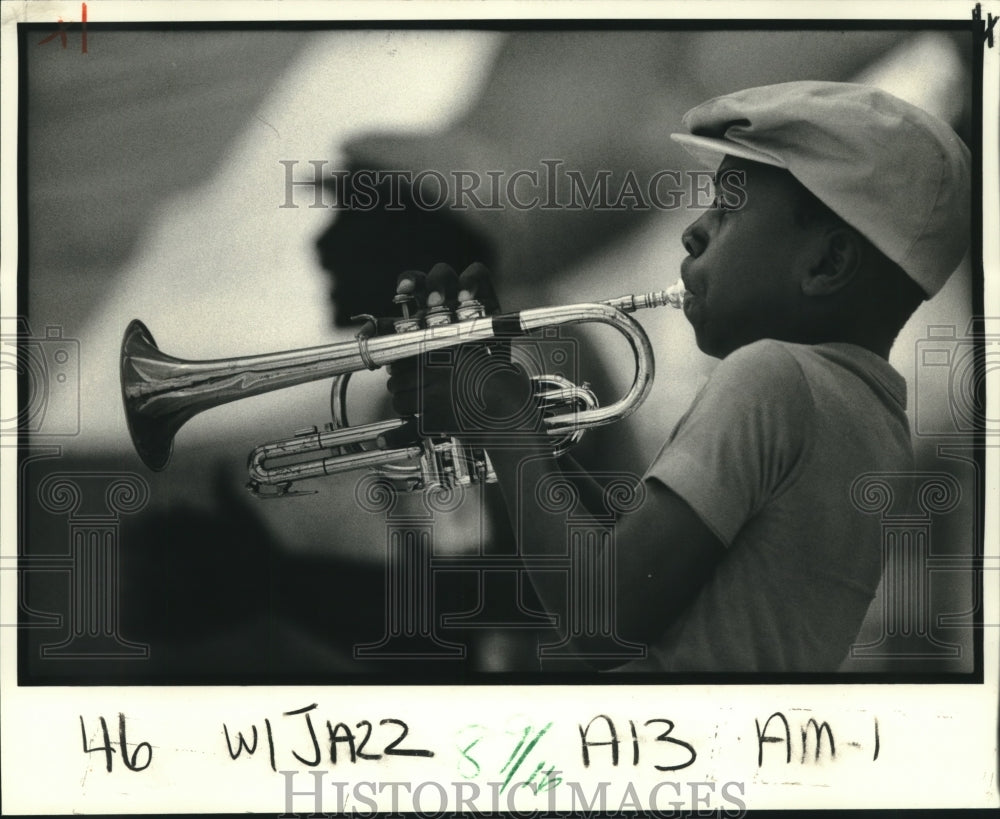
[385,82,971,672]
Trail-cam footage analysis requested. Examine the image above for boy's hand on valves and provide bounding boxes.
[386,263,542,445]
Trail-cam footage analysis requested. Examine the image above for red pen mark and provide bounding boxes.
[37,3,88,53]
[37,17,68,49]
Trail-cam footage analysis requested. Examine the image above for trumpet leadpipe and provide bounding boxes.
[121,283,688,472]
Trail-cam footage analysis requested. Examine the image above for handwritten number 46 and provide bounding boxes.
[80,714,152,773]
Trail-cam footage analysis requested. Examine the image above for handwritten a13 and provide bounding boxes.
[579,715,696,771]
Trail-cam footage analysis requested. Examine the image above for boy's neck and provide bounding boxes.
[755,327,892,360]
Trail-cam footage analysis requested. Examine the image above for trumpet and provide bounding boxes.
[120,281,687,497]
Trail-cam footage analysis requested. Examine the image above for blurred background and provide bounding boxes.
[10,25,981,681]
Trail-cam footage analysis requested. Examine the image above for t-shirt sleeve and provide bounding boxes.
[644,340,814,545]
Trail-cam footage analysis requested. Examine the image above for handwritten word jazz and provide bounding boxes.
[222,703,433,771]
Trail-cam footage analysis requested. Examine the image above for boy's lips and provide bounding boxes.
[678,265,700,320]
[679,262,698,300]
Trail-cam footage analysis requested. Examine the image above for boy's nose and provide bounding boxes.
[681,221,707,258]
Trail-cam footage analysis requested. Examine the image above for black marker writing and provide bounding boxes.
[221,718,276,771]
[579,715,695,771]
[222,706,432,769]
[756,711,878,767]
[285,704,321,767]
[79,714,152,773]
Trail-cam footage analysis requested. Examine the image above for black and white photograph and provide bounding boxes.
[1,0,997,814]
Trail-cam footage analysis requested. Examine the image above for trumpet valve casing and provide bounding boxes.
[424,305,454,327]
[455,299,486,321]
[392,292,421,332]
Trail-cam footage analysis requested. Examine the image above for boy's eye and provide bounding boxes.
[712,191,737,212]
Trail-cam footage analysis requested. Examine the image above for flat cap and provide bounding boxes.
[671,81,971,297]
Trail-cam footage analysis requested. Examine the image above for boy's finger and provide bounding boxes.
[387,355,449,390]
[385,365,417,393]
[388,390,420,421]
[378,417,420,449]
[457,262,501,314]
[457,262,508,360]
[425,262,459,309]
[395,269,428,311]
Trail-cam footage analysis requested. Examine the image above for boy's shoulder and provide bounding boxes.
[716,338,907,413]
[689,340,816,429]
[712,338,810,392]
[725,337,803,365]
[722,338,895,377]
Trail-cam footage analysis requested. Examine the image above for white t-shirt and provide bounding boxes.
[621,339,913,672]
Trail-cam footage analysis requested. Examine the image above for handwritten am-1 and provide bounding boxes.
[222,703,433,771]
[756,711,880,766]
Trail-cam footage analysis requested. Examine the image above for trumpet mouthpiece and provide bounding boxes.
[664,278,687,309]
[603,281,687,313]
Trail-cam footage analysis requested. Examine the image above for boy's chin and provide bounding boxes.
[691,313,774,359]
[693,329,744,360]
[692,331,720,359]
[689,320,721,358]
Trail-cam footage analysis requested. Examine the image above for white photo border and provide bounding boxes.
[1,1,997,814]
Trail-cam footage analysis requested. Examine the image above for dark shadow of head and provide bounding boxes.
[316,168,496,327]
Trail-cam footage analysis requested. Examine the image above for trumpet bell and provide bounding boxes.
[120,319,188,471]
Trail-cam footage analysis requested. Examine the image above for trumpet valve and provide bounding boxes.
[424,304,454,327]
[456,298,486,321]
[392,292,421,333]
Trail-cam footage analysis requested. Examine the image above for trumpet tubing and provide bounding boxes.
[120,279,687,493]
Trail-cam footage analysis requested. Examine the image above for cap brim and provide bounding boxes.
[670,133,787,171]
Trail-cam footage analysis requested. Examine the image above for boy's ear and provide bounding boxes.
[801,227,864,297]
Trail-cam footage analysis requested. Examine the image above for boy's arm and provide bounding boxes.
[386,262,724,657]
[488,445,724,653]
